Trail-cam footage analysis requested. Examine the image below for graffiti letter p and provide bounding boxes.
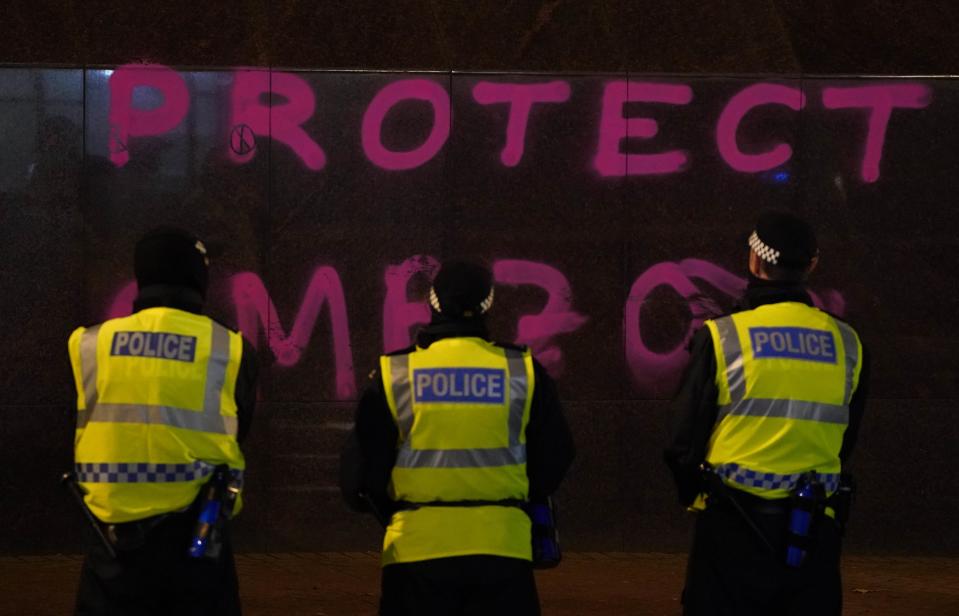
[107,64,190,167]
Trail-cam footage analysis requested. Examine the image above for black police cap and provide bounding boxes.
[429,259,494,318]
[134,227,209,297]
[748,210,818,269]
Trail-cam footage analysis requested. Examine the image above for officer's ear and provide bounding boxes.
[805,255,819,277]
[748,251,765,279]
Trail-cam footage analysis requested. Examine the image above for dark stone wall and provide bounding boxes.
[5,1,959,73]
[2,2,958,556]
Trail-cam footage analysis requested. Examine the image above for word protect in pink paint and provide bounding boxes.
[594,81,693,176]
[624,259,846,397]
[716,83,806,173]
[493,260,588,377]
[382,255,442,352]
[229,70,327,170]
[472,81,571,167]
[362,79,451,170]
[231,269,355,399]
[108,64,190,167]
[821,84,931,183]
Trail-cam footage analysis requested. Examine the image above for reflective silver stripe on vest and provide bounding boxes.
[389,349,528,469]
[77,325,102,430]
[505,349,527,448]
[836,321,860,404]
[75,460,243,484]
[395,444,527,469]
[714,316,746,402]
[204,324,230,415]
[389,354,414,438]
[78,403,238,434]
[715,462,840,494]
[77,323,236,436]
[717,398,848,425]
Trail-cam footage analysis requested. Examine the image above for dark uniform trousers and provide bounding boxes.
[75,509,241,616]
[683,495,842,616]
[380,555,540,616]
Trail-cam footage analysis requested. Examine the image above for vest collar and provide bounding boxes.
[740,278,814,310]
[416,315,490,349]
[133,284,204,315]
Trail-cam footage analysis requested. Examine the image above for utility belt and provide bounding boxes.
[62,466,237,559]
[702,465,855,568]
[390,497,562,569]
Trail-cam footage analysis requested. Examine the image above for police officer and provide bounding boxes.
[68,227,257,615]
[341,259,575,616]
[664,210,870,616]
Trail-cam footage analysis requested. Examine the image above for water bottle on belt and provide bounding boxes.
[786,473,824,568]
[528,497,561,569]
[188,466,239,559]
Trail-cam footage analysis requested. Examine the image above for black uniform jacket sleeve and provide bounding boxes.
[663,325,872,506]
[339,354,576,514]
[525,359,576,500]
[339,372,398,515]
[663,327,719,507]
[235,338,258,444]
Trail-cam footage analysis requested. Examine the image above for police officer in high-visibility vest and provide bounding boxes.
[664,210,870,615]
[341,259,575,616]
[68,228,257,615]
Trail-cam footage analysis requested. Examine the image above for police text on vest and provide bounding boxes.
[110,331,198,362]
[749,327,837,363]
[412,368,507,404]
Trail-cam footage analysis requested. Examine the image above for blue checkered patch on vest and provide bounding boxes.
[716,462,839,493]
[75,461,244,485]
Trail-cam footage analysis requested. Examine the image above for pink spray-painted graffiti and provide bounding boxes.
[716,83,806,173]
[822,84,932,182]
[229,70,327,170]
[594,81,694,176]
[107,64,190,167]
[231,269,355,399]
[361,79,451,171]
[492,260,588,377]
[624,259,846,397]
[472,81,571,167]
[102,66,934,182]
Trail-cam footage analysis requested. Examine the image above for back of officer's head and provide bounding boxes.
[429,259,494,319]
[134,227,210,299]
[748,210,818,282]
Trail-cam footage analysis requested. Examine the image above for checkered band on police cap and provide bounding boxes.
[748,210,818,269]
[748,231,781,265]
[429,259,494,317]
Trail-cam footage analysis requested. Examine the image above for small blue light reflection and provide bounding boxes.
[772,170,790,183]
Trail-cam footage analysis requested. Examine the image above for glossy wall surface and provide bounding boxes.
[1,67,956,554]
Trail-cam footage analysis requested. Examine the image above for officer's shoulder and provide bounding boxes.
[492,341,529,353]
[821,310,861,335]
[701,309,741,326]
[384,345,416,357]
[210,316,241,334]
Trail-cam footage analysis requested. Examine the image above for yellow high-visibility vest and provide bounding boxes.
[704,301,863,500]
[68,307,245,523]
[379,337,535,565]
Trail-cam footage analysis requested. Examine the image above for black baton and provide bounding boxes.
[61,472,117,559]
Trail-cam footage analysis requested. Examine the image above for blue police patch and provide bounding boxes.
[413,368,506,404]
[110,331,197,363]
[749,327,837,363]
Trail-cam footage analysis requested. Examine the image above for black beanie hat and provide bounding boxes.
[429,259,494,318]
[134,227,209,297]
[748,210,818,269]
